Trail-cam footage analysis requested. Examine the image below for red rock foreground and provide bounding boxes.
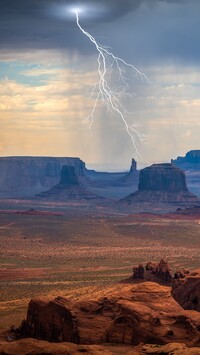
[9,283,200,347]
[172,269,200,312]
[1,339,200,355]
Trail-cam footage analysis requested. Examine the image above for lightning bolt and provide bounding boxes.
[75,10,149,156]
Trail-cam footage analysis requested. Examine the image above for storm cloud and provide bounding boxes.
[0,0,199,168]
[0,0,199,63]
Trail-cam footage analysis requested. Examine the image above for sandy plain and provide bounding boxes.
[1,210,200,333]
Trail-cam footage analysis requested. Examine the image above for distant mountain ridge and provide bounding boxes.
[172,150,200,197]
[172,150,200,169]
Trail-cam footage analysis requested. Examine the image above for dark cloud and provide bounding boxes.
[0,0,199,65]
[0,0,193,24]
[0,0,141,51]
[0,0,140,23]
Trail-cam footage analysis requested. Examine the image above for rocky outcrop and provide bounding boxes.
[172,269,200,312]
[133,260,173,285]
[130,159,137,173]
[119,163,200,209]
[133,264,145,280]
[132,260,190,286]
[11,283,200,347]
[116,159,139,188]
[145,260,173,284]
[38,165,102,201]
[85,159,139,188]
[0,156,87,197]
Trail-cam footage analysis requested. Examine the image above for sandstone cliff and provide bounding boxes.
[0,157,86,197]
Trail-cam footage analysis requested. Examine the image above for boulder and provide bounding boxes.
[172,269,200,312]
[11,283,200,347]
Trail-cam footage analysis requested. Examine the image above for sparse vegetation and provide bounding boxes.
[1,212,200,331]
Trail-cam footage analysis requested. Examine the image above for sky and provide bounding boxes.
[0,0,200,171]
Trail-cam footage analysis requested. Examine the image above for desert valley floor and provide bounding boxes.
[1,210,200,333]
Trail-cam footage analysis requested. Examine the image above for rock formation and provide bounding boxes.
[132,260,190,286]
[172,150,200,169]
[172,269,200,312]
[115,158,139,188]
[0,156,87,198]
[130,158,137,172]
[38,165,102,201]
[85,158,138,188]
[138,163,188,192]
[133,264,145,280]
[172,151,200,198]
[119,163,200,209]
[10,282,200,347]
[145,259,173,284]
[133,260,173,285]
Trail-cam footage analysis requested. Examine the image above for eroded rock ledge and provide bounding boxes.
[172,269,200,312]
[9,282,200,347]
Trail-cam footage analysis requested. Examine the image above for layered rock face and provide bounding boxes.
[172,269,200,312]
[0,156,86,197]
[38,165,101,201]
[138,164,188,192]
[12,283,200,346]
[59,166,79,186]
[119,163,200,208]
